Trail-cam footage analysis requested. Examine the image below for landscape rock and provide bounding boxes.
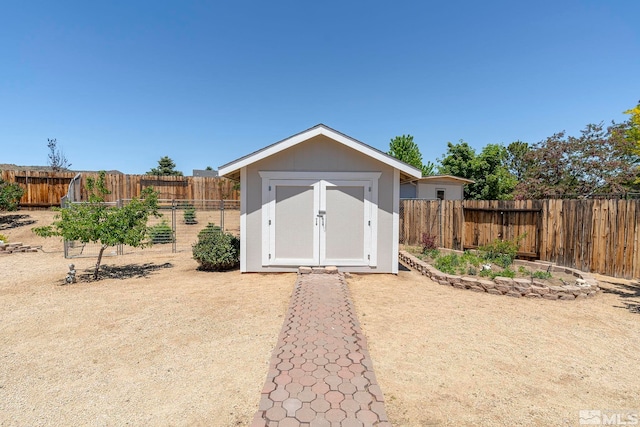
[397,250,600,303]
[494,277,515,286]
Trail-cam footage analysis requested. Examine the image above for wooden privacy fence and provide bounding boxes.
[400,199,640,279]
[1,170,239,207]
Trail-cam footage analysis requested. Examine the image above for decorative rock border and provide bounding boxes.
[399,250,600,300]
[0,242,41,255]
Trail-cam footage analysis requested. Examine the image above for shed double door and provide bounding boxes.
[266,179,373,267]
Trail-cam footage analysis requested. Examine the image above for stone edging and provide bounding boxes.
[399,251,600,300]
[0,242,41,255]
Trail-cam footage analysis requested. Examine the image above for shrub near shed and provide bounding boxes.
[192,224,239,271]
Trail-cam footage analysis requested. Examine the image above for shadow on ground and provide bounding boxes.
[80,263,173,282]
[0,214,36,230]
[397,262,410,272]
[600,281,640,314]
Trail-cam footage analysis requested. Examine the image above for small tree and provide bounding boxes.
[0,172,25,211]
[47,138,72,171]
[183,204,197,224]
[33,171,160,280]
[388,134,434,176]
[439,141,516,200]
[147,156,183,176]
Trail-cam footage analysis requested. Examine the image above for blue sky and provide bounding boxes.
[1,0,639,174]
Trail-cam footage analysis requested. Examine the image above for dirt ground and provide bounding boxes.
[1,210,293,426]
[2,211,640,426]
[349,268,640,427]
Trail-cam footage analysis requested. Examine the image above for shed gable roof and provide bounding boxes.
[218,124,423,180]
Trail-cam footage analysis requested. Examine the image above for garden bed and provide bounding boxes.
[399,249,600,300]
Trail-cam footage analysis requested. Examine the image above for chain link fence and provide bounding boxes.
[64,199,240,258]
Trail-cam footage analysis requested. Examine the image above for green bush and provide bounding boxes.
[461,250,482,267]
[0,176,24,211]
[198,223,222,239]
[434,253,462,275]
[479,267,516,280]
[148,221,173,244]
[183,205,197,224]
[532,270,552,280]
[0,233,8,243]
[500,268,516,278]
[478,235,525,268]
[192,227,239,271]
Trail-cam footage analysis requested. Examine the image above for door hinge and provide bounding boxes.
[368,254,370,260]
[268,219,271,225]
[268,185,272,191]
[269,253,271,259]
[368,220,371,226]
[368,186,371,192]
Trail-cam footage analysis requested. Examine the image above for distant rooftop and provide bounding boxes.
[192,169,218,177]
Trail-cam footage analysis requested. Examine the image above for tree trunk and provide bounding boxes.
[94,244,108,280]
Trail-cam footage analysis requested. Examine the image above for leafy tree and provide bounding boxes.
[33,171,160,280]
[505,141,532,181]
[0,172,25,211]
[205,166,213,171]
[472,144,517,200]
[147,156,183,176]
[47,138,72,171]
[388,135,434,176]
[623,101,640,150]
[421,161,436,177]
[515,122,639,198]
[623,101,640,184]
[438,140,476,179]
[438,141,516,200]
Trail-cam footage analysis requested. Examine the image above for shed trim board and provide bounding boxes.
[239,166,247,273]
[392,169,400,274]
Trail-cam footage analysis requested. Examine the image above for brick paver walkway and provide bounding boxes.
[251,268,390,426]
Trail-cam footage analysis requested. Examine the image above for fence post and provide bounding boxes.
[117,199,124,255]
[171,200,177,253]
[439,199,443,248]
[220,200,225,231]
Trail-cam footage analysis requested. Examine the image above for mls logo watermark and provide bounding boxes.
[580,410,639,425]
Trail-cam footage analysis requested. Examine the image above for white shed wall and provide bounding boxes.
[417,182,465,200]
